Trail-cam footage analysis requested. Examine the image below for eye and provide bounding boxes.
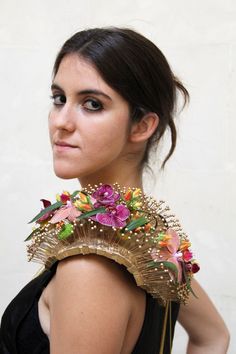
[50,94,66,105]
[83,98,103,112]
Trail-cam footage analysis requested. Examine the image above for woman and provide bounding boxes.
[0,27,229,354]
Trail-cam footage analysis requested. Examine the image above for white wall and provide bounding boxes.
[0,0,235,352]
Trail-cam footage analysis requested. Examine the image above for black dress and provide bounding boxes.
[0,262,180,354]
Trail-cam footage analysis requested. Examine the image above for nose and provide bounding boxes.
[50,104,77,132]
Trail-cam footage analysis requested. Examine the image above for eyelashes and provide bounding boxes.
[50,94,66,105]
[49,94,103,112]
[83,98,103,111]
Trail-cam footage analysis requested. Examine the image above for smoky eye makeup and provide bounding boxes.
[50,94,66,105]
[82,98,103,112]
[49,94,104,113]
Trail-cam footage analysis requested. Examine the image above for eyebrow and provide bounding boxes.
[51,83,112,101]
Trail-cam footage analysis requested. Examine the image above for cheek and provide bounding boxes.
[83,115,129,155]
[48,113,54,142]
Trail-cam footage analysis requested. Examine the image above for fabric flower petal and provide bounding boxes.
[67,206,82,221]
[40,199,51,208]
[115,204,130,220]
[50,206,72,224]
[167,256,182,282]
[111,216,126,228]
[166,229,180,254]
[96,212,114,226]
[182,250,193,262]
[151,248,170,262]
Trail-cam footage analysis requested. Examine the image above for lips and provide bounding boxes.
[55,140,77,148]
[53,140,78,153]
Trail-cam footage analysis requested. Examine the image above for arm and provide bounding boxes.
[178,278,230,354]
[49,254,132,354]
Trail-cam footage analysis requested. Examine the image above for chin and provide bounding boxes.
[54,170,77,179]
[53,163,79,179]
[53,163,93,180]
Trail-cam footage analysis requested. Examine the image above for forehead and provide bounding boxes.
[54,54,115,97]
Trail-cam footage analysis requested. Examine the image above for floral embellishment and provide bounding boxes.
[93,204,130,227]
[37,199,53,223]
[26,182,199,301]
[124,188,142,209]
[191,262,200,273]
[56,191,71,204]
[151,229,199,283]
[49,200,82,224]
[73,192,94,211]
[151,229,183,282]
[92,184,120,207]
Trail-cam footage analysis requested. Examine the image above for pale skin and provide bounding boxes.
[38,53,230,353]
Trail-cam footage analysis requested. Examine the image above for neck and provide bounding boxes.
[78,161,144,192]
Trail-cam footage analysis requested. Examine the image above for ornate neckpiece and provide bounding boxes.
[25,183,199,305]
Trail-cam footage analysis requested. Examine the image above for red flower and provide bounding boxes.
[182,250,193,262]
[37,199,53,222]
[192,263,200,273]
[60,193,71,204]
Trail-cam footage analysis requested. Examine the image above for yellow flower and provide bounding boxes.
[78,192,88,203]
[133,188,141,198]
[132,201,142,208]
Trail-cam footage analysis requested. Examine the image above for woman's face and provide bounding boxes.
[48,54,131,182]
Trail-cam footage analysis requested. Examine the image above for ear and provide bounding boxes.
[129,112,159,143]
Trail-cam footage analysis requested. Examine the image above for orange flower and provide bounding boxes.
[124,190,132,201]
[157,233,172,248]
[74,193,93,212]
[144,223,151,232]
[180,240,191,251]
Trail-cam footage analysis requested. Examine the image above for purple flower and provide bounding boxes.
[92,184,120,208]
[94,204,130,228]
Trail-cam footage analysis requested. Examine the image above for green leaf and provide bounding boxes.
[147,261,178,280]
[86,194,93,205]
[162,261,178,278]
[71,190,80,198]
[77,207,106,220]
[28,201,63,224]
[123,216,148,232]
[58,223,74,240]
[147,260,158,268]
[24,228,39,242]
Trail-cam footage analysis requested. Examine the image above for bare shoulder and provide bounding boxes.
[52,253,140,299]
[48,254,144,354]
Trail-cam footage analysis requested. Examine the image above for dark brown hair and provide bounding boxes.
[52,27,189,169]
